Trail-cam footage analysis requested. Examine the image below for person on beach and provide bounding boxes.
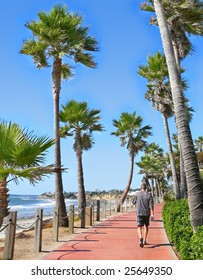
[133,182,154,247]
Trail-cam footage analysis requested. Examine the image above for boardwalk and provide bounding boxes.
[42,203,178,260]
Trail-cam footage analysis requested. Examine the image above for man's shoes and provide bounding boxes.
[144,241,148,245]
[139,238,144,248]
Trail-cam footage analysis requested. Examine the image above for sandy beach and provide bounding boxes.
[0,215,86,260]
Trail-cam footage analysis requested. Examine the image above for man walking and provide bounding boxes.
[133,182,154,247]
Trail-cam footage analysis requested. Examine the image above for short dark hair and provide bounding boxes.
[141,183,147,191]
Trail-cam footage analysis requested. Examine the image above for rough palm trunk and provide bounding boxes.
[117,154,134,212]
[180,159,187,198]
[173,37,188,199]
[52,57,68,226]
[0,182,9,228]
[151,177,155,197]
[157,178,163,201]
[76,144,86,228]
[155,179,160,202]
[162,114,180,199]
[153,0,203,232]
[142,174,150,189]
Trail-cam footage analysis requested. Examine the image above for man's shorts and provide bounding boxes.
[137,215,150,227]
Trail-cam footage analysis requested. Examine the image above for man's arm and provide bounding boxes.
[132,194,137,205]
[149,195,154,219]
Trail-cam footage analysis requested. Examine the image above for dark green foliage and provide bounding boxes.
[190,226,203,260]
[163,190,175,202]
[162,199,203,259]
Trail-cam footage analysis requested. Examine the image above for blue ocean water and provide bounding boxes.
[9,194,78,219]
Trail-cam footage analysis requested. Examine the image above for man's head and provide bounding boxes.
[140,182,148,191]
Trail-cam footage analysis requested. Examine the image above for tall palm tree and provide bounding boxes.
[138,52,181,199]
[0,121,54,228]
[20,5,98,225]
[111,112,152,211]
[59,100,104,227]
[152,0,203,232]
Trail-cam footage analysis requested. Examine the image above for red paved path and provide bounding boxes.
[42,203,178,260]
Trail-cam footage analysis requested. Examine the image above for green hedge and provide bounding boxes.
[162,199,203,260]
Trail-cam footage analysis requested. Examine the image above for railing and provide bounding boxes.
[0,198,135,260]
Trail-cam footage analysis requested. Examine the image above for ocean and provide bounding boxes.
[8,194,78,219]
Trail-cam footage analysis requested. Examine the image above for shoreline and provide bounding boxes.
[0,197,118,239]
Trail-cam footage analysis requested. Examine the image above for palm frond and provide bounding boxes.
[0,121,54,184]
[2,165,66,185]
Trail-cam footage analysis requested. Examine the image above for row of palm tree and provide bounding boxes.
[0,4,154,226]
[137,51,195,199]
[137,52,180,199]
[0,100,153,228]
[136,142,168,200]
[140,0,203,232]
[59,103,154,216]
[1,2,202,233]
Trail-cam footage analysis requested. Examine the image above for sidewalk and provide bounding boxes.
[41,203,178,260]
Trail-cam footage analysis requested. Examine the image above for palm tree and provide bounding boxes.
[0,121,54,228]
[111,112,152,211]
[194,136,203,152]
[152,0,203,232]
[20,5,98,225]
[59,100,104,227]
[138,52,181,199]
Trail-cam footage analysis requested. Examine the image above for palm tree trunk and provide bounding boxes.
[76,146,86,228]
[0,182,9,228]
[155,179,160,203]
[151,177,155,197]
[154,0,203,232]
[52,57,68,226]
[142,174,150,189]
[117,154,134,212]
[157,178,163,201]
[180,158,187,198]
[173,36,188,199]
[162,114,180,199]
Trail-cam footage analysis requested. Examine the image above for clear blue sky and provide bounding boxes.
[1,0,203,195]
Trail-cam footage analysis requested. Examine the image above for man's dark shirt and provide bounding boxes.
[134,191,154,216]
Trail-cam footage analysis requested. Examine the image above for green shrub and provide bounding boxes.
[163,199,203,259]
[162,199,193,259]
[189,226,203,260]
